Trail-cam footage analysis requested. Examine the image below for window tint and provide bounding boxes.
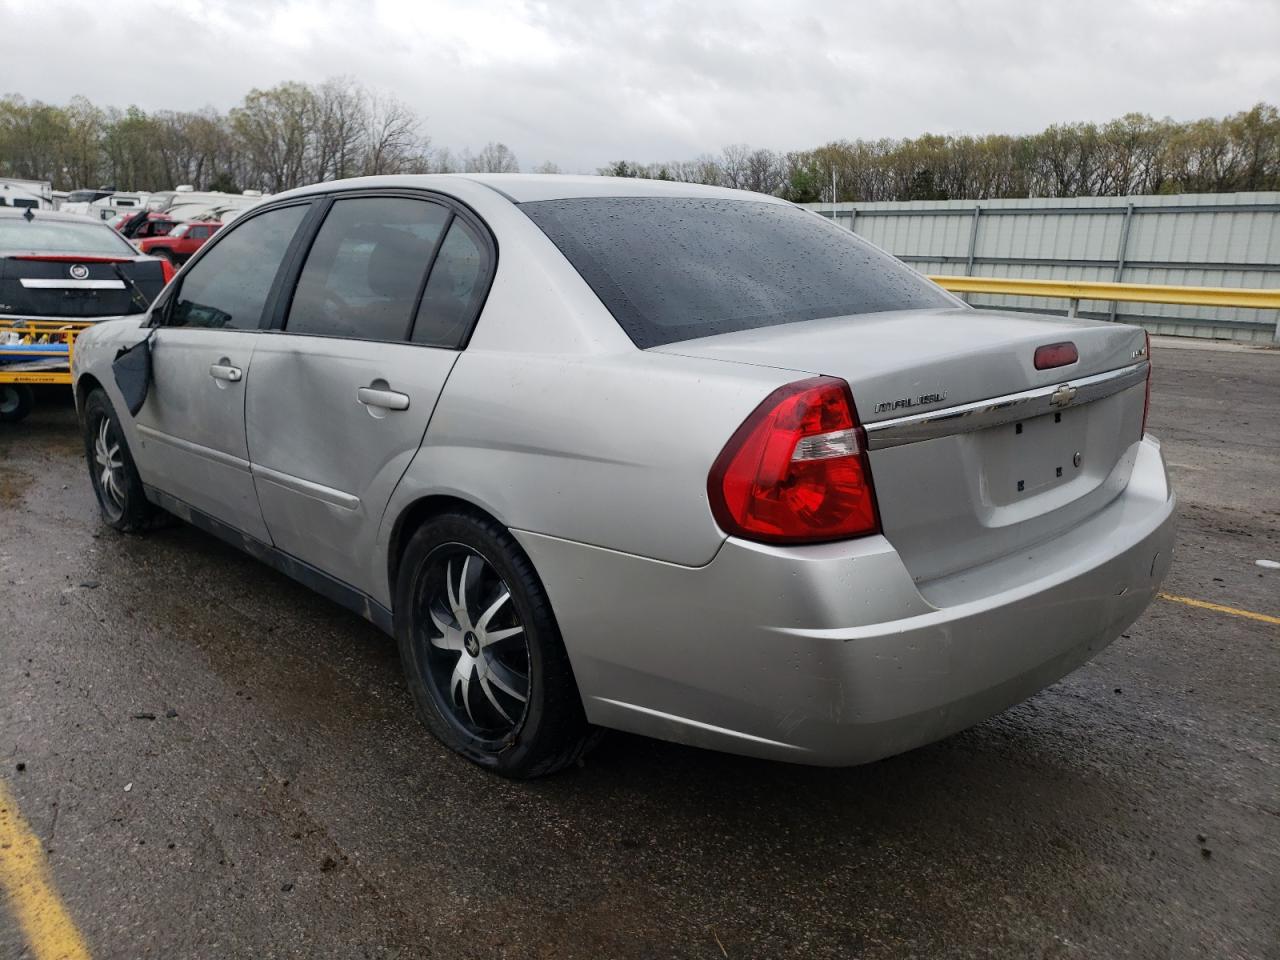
[411,217,489,348]
[169,204,307,329]
[286,197,449,342]
[521,197,956,348]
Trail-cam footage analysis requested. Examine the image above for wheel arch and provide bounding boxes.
[386,493,508,609]
[74,371,105,417]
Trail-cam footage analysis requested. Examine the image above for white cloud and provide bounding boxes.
[3,0,1277,171]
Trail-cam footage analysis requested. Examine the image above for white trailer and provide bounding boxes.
[0,179,54,210]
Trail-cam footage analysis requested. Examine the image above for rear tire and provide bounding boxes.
[395,510,597,778]
[0,384,34,423]
[82,388,162,532]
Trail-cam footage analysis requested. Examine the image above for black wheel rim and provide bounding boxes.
[91,413,126,521]
[415,543,530,743]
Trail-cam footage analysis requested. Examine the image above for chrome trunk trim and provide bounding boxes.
[863,360,1149,450]
[19,279,126,289]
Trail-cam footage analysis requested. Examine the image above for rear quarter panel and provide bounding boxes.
[386,348,794,576]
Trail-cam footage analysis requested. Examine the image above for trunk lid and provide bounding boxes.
[0,256,164,319]
[655,307,1150,587]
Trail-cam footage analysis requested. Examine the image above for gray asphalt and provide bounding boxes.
[2,339,1277,959]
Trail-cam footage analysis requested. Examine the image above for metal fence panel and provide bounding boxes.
[804,193,1280,342]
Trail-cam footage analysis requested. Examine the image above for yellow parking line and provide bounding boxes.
[1159,593,1280,626]
[0,779,90,960]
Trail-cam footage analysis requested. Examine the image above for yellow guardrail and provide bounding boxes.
[928,275,1280,311]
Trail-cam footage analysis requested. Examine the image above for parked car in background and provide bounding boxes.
[69,175,1174,778]
[1,208,172,319]
[139,221,222,265]
[1,207,172,421]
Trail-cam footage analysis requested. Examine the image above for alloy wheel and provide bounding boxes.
[93,415,126,520]
[418,544,530,741]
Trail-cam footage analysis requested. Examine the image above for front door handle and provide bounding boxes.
[357,386,410,411]
[209,362,242,382]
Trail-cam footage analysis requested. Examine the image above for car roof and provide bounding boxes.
[271,174,788,206]
[0,207,119,224]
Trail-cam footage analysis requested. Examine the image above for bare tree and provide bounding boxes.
[362,92,428,176]
[719,143,751,189]
[465,142,520,173]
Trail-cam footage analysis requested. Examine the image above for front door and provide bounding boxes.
[133,202,311,541]
[245,194,494,596]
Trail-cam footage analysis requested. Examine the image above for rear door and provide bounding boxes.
[134,202,311,541]
[245,192,494,594]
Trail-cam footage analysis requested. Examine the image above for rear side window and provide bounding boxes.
[170,204,307,329]
[521,197,955,348]
[411,217,489,348]
[286,197,450,342]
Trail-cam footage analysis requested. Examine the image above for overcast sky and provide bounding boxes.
[4,0,1278,171]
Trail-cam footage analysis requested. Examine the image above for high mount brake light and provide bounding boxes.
[708,377,881,544]
[9,255,132,264]
[1033,341,1078,370]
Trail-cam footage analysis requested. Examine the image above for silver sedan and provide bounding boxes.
[70,175,1175,777]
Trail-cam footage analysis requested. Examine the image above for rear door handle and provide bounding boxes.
[357,386,410,411]
[209,363,242,382]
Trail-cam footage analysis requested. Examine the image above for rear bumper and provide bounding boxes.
[515,435,1176,765]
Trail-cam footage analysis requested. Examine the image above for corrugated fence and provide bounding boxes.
[802,192,1280,343]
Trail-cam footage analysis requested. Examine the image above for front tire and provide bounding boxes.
[0,384,34,423]
[82,388,161,532]
[395,510,596,778]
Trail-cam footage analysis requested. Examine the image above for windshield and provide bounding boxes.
[521,197,956,348]
[169,224,190,238]
[0,217,138,256]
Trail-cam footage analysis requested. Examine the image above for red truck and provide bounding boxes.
[138,221,222,265]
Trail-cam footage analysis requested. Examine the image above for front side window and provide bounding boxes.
[521,197,956,348]
[169,204,307,329]
[411,217,489,348]
[286,196,450,342]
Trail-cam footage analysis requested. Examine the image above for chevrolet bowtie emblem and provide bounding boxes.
[1049,384,1077,408]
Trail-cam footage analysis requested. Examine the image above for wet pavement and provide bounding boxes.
[1,340,1277,959]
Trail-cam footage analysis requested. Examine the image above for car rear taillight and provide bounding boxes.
[160,258,176,284]
[1142,332,1152,436]
[708,377,880,544]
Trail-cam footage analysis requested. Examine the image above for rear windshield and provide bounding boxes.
[0,217,137,257]
[521,197,955,348]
